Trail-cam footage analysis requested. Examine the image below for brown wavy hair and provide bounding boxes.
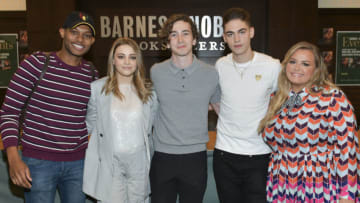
[158,14,198,44]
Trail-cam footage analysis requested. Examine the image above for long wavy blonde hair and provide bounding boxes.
[102,37,152,103]
[258,41,336,132]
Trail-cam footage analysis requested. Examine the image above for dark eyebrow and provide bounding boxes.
[170,29,191,34]
[225,28,248,35]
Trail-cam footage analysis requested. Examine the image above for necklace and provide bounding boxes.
[232,59,251,80]
[232,52,254,80]
[233,61,245,79]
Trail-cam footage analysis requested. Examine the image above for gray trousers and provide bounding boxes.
[99,148,149,203]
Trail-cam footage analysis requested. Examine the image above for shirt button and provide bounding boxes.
[182,76,185,79]
[182,85,184,88]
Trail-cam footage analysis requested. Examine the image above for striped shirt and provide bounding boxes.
[0,52,98,161]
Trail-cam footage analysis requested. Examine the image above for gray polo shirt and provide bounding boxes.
[150,56,219,154]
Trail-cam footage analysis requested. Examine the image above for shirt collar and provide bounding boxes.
[289,85,322,98]
[169,55,198,75]
[289,88,307,98]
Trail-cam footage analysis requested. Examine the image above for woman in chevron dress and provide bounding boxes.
[258,41,360,203]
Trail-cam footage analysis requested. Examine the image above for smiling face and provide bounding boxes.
[167,20,196,58]
[113,44,137,83]
[286,49,316,92]
[60,25,95,58]
[223,18,254,61]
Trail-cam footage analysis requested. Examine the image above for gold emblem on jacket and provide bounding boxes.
[255,74,262,81]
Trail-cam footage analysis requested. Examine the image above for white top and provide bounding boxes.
[215,52,281,155]
[110,84,144,155]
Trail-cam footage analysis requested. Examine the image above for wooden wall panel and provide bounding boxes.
[26,0,76,52]
[268,0,318,61]
[0,11,26,104]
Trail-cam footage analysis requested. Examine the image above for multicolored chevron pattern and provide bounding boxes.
[263,87,360,202]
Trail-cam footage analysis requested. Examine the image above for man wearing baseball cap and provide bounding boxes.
[0,11,98,203]
[63,11,96,37]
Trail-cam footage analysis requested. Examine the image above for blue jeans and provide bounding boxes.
[22,156,86,203]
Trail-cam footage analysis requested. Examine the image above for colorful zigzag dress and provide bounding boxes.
[263,87,360,202]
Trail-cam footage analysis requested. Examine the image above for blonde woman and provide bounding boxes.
[82,37,157,203]
[259,41,359,203]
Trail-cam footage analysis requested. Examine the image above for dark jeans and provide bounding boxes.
[150,151,207,203]
[213,148,269,203]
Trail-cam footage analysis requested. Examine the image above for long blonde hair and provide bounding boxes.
[102,37,152,103]
[258,41,336,132]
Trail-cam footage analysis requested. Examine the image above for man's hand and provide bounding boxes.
[339,199,355,203]
[6,146,32,188]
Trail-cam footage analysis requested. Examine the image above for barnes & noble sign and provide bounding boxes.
[96,10,225,57]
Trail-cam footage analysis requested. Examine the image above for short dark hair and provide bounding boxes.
[222,8,251,28]
[158,14,198,43]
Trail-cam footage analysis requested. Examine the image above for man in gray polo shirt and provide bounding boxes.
[150,14,219,203]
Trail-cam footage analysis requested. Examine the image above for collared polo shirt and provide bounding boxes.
[150,56,219,154]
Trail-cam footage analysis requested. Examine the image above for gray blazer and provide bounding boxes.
[82,77,157,201]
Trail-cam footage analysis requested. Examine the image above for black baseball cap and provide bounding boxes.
[62,11,95,36]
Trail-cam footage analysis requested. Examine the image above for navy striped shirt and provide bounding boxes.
[0,52,98,161]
